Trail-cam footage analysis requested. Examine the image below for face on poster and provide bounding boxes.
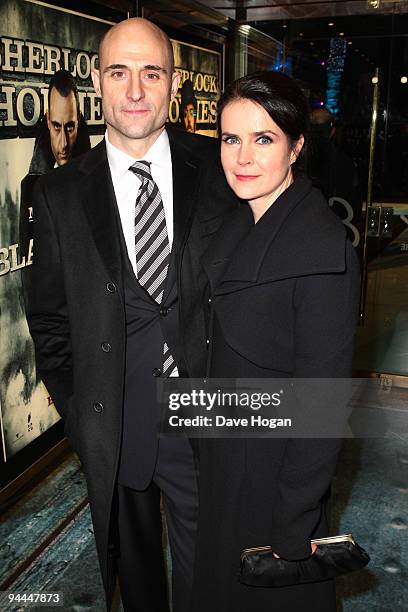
[0,3,223,462]
[170,39,221,137]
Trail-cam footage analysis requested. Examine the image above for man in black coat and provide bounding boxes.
[25,18,236,612]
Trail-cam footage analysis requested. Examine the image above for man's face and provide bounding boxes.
[47,88,78,166]
[91,19,180,156]
[183,103,196,133]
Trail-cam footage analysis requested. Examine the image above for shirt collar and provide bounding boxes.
[105,129,171,180]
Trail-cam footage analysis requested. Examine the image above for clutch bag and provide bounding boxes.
[239,534,370,587]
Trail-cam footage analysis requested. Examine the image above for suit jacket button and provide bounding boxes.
[101,342,111,352]
[159,307,169,316]
[93,402,104,413]
[152,368,162,377]
[106,282,116,293]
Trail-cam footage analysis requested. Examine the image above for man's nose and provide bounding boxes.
[127,74,145,101]
[60,128,68,151]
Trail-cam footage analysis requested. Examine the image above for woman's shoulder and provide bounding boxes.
[285,177,346,245]
[294,177,344,230]
[264,177,348,277]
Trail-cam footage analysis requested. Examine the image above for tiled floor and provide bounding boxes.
[2,438,408,611]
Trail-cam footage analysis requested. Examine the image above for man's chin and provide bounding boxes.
[57,157,70,166]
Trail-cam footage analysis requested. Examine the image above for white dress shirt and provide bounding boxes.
[105,129,173,278]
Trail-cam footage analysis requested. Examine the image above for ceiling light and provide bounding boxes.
[328,22,335,27]
[401,76,408,84]
[372,76,379,84]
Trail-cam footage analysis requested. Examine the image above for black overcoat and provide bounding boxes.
[192,178,361,611]
[25,125,237,607]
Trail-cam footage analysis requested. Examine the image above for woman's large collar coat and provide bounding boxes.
[201,177,347,297]
[201,177,359,378]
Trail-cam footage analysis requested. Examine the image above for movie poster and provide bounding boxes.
[0,0,223,466]
[170,40,221,137]
[0,0,110,462]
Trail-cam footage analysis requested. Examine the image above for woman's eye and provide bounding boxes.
[257,135,272,144]
[222,136,239,145]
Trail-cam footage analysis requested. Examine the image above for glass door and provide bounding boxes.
[354,18,408,377]
[259,9,408,379]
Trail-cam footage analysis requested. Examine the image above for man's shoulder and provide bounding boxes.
[36,141,106,194]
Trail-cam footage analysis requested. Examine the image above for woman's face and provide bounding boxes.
[220,99,303,215]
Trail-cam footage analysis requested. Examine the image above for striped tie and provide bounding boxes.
[130,161,176,376]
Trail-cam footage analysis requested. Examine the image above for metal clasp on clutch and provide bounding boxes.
[241,533,356,562]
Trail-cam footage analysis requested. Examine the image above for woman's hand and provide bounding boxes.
[272,543,317,559]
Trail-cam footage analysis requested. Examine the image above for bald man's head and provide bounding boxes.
[98,18,174,74]
[310,108,334,126]
[92,17,180,157]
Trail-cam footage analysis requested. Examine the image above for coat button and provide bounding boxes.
[159,307,169,316]
[152,368,162,377]
[106,282,116,293]
[101,342,111,352]
[93,401,104,413]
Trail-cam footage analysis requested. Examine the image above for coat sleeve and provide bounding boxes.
[269,240,360,560]
[24,178,73,418]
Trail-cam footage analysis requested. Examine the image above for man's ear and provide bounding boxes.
[91,69,101,97]
[170,70,181,101]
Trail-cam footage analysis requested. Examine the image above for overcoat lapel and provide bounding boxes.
[200,204,254,293]
[79,141,123,292]
[163,133,201,302]
[202,177,347,296]
[169,136,201,256]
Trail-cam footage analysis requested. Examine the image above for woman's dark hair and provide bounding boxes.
[218,71,309,172]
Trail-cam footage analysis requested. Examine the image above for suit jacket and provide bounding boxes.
[25,124,238,607]
[192,178,361,611]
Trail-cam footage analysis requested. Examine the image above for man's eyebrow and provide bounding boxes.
[103,63,168,74]
[144,64,167,73]
[51,121,62,127]
[103,63,127,73]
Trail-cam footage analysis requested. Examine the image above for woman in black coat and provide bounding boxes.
[191,72,360,611]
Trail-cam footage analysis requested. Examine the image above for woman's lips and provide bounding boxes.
[235,174,259,181]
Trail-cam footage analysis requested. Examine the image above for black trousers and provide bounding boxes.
[116,437,198,612]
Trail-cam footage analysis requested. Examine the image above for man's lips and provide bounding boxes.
[123,108,151,115]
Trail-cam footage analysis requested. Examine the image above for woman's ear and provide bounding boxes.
[290,134,305,164]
